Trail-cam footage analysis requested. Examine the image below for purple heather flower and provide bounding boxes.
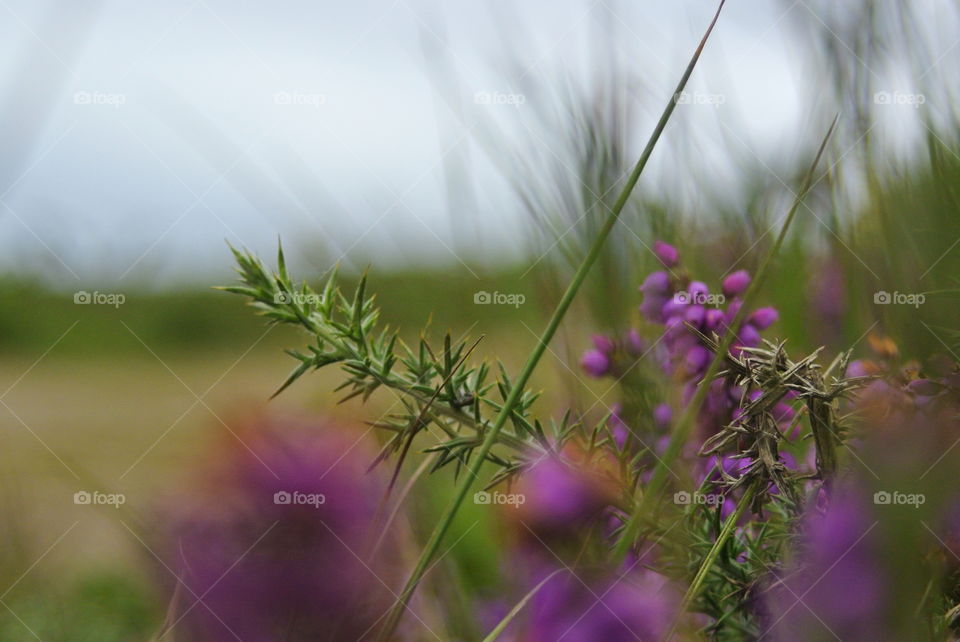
[684,345,711,375]
[653,403,672,429]
[684,304,706,327]
[736,324,761,349]
[515,458,610,532]
[689,280,710,301]
[722,270,751,297]
[624,329,644,356]
[581,349,611,378]
[652,240,679,267]
[845,359,871,378]
[766,488,887,640]
[749,306,779,330]
[723,299,743,328]
[704,308,725,331]
[640,270,671,295]
[162,417,398,641]
[661,297,688,319]
[609,403,629,449]
[591,334,616,354]
[522,566,680,641]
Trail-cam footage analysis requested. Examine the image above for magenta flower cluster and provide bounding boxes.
[582,241,789,443]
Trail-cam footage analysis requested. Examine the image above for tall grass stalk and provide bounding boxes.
[374,2,728,638]
[611,115,839,562]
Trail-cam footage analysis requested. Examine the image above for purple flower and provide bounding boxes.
[704,308,725,331]
[722,270,751,297]
[522,566,680,641]
[591,334,616,354]
[640,270,671,295]
[581,349,611,378]
[162,417,398,641]
[653,241,679,268]
[609,403,630,449]
[684,345,711,375]
[515,458,611,533]
[684,304,706,328]
[736,324,761,349]
[749,306,779,330]
[765,488,887,640]
[653,403,672,430]
[639,271,672,323]
[689,280,710,300]
[845,359,871,378]
[624,329,644,356]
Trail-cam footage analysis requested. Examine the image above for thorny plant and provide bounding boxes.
[223,241,876,639]
[697,335,871,508]
[220,244,582,491]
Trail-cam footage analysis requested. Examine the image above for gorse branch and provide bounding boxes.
[221,244,560,482]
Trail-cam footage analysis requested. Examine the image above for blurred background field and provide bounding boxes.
[0,0,959,639]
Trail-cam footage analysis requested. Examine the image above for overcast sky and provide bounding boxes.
[0,0,952,287]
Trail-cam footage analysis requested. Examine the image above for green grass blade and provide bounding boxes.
[374,3,728,639]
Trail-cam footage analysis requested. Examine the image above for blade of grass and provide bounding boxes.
[374,3,728,638]
[665,481,759,639]
[482,569,568,641]
[611,114,840,562]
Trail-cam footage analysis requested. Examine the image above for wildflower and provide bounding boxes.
[161,415,399,641]
[513,457,613,533]
[581,349,611,378]
[653,240,679,267]
[722,270,751,297]
[749,306,779,330]
[591,334,616,354]
[624,329,645,355]
[765,488,888,640]
[521,565,681,641]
